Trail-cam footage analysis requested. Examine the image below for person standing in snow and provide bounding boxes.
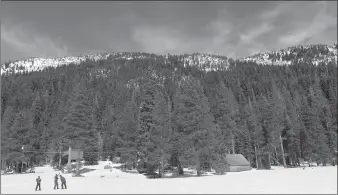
[60,174,67,189]
[35,176,42,191]
[54,174,59,189]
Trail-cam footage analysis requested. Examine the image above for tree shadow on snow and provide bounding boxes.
[113,166,139,174]
[78,168,96,174]
[122,169,139,174]
[164,173,214,179]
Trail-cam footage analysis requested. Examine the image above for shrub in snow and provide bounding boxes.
[84,161,98,166]
[68,162,83,171]
[112,157,121,163]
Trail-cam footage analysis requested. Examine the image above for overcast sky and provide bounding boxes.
[1,1,337,63]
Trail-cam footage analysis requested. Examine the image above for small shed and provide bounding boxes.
[225,154,251,172]
[62,149,84,162]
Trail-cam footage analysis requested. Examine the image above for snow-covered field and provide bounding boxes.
[1,161,337,194]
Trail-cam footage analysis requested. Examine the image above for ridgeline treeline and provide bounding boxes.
[1,54,337,175]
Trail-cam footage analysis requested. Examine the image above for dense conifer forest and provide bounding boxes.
[1,46,337,175]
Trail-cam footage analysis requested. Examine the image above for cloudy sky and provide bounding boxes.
[1,1,337,63]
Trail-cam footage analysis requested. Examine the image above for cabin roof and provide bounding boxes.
[225,154,251,166]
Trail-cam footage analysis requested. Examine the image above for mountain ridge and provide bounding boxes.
[1,43,337,75]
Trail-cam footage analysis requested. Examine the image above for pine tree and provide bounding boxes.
[137,80,157,173]
[60,79,98,175]
[1,106,16,155]
[31,92,44,126]
[284,90,302,166]
[214,81,239,154]
[83,114,100,165]
[268,80,287,165]
[29,92,45,152]
[308,83,331,164]
[115,93,139,167]
[257,95,274,150]
[10,109,33,151]
[299,91,328,164]
[147,88,171,176]
[247,96,264,168]
[92,90,108,158]
[299,95,313,160]
[172,76,216,176]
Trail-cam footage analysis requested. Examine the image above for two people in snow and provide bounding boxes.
[54,173,67,189]
[36,174,67,191]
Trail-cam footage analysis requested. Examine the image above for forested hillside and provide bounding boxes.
[1,45,337,174]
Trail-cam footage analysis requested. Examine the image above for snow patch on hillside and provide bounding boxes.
[1,44,336,75]
[182,53,229,72]
[242,44,337,66]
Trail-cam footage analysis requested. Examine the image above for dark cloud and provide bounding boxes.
[1,1,337,63]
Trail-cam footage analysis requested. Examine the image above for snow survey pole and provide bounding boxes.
[59,149,62,168]
[68,146,72,166]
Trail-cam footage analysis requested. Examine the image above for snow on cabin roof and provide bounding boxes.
[225,154,251,166]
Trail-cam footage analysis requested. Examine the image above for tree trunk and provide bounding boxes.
[254,145,259,169]
[196,169,201,176]
[177,161,183,175]
[274,146,278,165]
[167,95,172,141]
[160,120,165,178]
[194,151,201,176]
[279,135,287,167]
[231,134,235,154]
[75,150,81,176]
[16,162,19,173]
[160,154,164,177]
[196,158,201,176]
[21,159,24,173]
[290,158,293,167]
[2,160,5,170]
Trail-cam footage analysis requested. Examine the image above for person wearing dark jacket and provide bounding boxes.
[54,174,59,189]
[60,174,67,189]
[35,176,41,191]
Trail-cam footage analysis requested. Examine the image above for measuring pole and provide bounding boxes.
[59,149,62,168]
[68,146,72,166]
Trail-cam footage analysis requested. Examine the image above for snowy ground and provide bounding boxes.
[1,161,337,194]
